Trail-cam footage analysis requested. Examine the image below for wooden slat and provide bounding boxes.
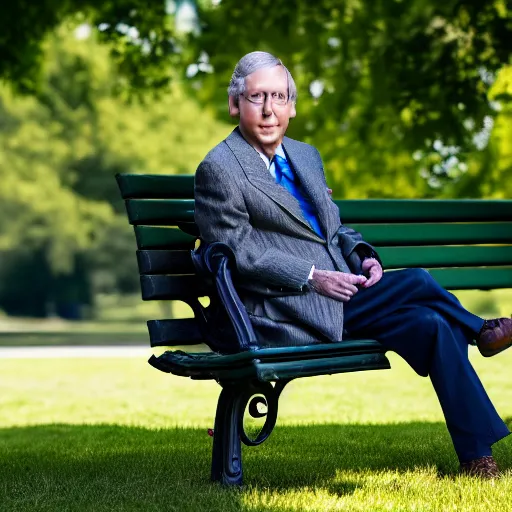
[127,199,512,229]
[134,221,512,250]
[134,226,196,250]
[350,222,512,246]
[335,200,512,223]
[125,199,194,225]
[116,174,194,199]
[140,275,210,300]
[147,319,203,346]
[380,246,512,269]
[136,250,196,275]
[428,267,512,290]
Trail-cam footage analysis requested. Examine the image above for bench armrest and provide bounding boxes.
[192,242,259,352]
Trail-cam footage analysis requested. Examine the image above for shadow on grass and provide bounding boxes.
[1,422,511,510]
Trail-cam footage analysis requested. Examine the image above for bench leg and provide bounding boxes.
[210,379,291,486]
[211,384,245,486]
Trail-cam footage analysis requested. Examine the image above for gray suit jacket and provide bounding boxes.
[194,128,377,346]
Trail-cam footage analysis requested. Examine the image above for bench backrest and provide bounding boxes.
[116,173,512,348]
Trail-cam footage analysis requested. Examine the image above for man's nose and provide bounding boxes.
[262,95,274,116]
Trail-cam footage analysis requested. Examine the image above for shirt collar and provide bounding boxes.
[255,144,286,170]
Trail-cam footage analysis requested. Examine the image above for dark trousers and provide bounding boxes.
[343,268,510,462]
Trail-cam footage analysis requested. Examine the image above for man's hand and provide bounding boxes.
[361,258,383,288]
[308,269,368,302]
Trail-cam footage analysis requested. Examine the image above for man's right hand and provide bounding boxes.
[308,269,368,302]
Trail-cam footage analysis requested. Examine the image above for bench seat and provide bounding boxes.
[150,339,389,380]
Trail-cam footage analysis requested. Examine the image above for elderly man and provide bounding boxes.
[194,51,512,478]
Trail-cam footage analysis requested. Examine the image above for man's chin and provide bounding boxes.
[257,132,282,147]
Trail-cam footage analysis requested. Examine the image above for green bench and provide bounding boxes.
[116,173,512,486]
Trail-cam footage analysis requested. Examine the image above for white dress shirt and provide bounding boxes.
[255,144,287,179]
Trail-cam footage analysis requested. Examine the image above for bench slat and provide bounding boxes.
[380,246,512,269]
[149,341,390,379]
[336,200,512,222]
[117,174,512,223]
[134,226,196,250]
[133,222,512,252]
[429,267,512,290]
[116,174,194,199]
[147,319,203,346]
[252,353,390,381]
[125,199,195,225]
[125,196,512,227]
[351,222,512,246]
[116,174,512,222]
[137,250,196,275]
[140,275,211,300]
[159,339,386,368]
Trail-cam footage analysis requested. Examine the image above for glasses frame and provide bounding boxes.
[241,91,290,107]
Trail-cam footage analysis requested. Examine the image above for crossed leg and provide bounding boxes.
[343,268,510,462]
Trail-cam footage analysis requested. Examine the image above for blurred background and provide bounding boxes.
[0,0,511,342]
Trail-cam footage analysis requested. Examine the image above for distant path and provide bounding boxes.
[0,345,150,359]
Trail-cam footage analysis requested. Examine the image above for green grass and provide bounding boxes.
[1,351,512,511]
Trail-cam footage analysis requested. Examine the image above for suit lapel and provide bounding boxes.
[283,137,339,242]
[225,129,322,239]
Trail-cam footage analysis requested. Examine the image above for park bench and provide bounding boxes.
[116,173,512,486]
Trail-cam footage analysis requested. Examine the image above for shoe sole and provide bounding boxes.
[478,338,512,357]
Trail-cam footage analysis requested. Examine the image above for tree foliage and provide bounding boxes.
[0,23,230,316]
[0,0,177,94]
[1,1,511,179]
[0,3,511,316]
[444,65,512,199]
[188,0,512,194]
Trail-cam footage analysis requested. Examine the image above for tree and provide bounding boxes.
[1,1,511,178]
[443,65,512,199]
[187,0,512,195]
[0,0,177,94]
[0,22,231,317]
[0,5,511,317]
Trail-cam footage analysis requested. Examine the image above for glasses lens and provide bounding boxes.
[244,93,288,105]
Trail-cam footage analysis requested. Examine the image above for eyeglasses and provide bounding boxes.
[242,91,289,106]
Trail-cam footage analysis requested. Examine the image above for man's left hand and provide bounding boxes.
[361,258,383,288]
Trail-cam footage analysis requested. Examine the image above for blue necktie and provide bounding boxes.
[273,154,323,238]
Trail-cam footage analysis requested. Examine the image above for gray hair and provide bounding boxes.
[228,51,297,104]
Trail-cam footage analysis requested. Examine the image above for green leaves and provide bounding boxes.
[0,22,230,316]
[1,1,511,168]
[185,0,512,192]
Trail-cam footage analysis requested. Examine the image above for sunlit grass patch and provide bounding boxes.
[242,467,512,512]
[1,349,512,510]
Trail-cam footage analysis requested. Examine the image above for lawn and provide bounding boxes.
[1,349,512,511]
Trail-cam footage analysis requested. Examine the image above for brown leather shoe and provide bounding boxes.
[459,456,500,478]
[476,317,512,357]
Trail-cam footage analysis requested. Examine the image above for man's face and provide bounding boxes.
[229,65,296,156]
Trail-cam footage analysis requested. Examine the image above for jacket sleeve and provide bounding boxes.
[337,225,382,274]
[194,159,314,290]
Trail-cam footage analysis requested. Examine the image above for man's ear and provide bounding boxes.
[289,102,297,119]
[228,96,240,117]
